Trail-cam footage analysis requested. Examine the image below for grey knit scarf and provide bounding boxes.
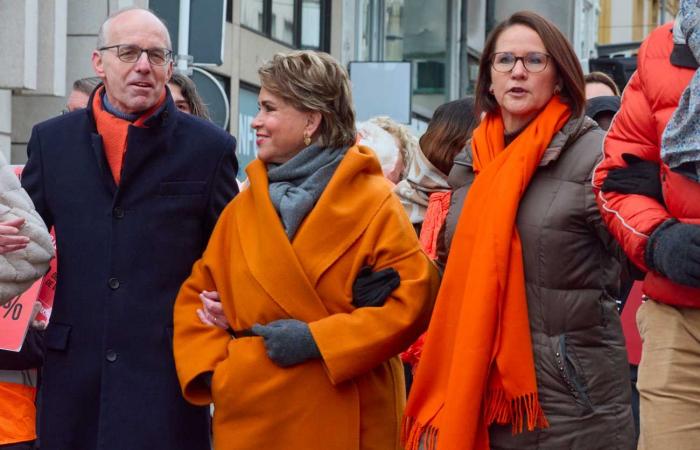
[267,144,348,239]
[661,0,700,179]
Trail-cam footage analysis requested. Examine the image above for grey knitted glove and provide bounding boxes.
[252,319,321,367]
[646,219,700,287]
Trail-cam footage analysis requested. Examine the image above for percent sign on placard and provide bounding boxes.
[2,297,22,320]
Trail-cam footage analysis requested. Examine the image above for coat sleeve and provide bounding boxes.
[0,147,54,305]
[203,136,238,237]
[173,207,234,405]
[21,126,53,229]
[309,195,440,385]
[591,66,671,271]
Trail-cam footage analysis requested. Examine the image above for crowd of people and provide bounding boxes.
[0,2,699,450]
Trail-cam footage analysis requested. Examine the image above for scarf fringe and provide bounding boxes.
[484,389,549,434]
[401,415,439,450]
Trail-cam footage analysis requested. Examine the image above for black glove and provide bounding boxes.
[646,220,700,287]
[252,319,321,367]
[601,154,664,205]
[352,265,401,308]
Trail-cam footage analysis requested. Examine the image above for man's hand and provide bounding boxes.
[601,154,664,204]
[196,290,230,330]
[0,217,29,254]
[647,220,700,287]
[352,266,400,308]
[252,319,321,367]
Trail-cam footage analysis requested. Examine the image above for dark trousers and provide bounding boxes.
[0,441,35,450]
[630,364,640,441]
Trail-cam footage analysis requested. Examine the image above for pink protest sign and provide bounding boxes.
[0,280,42,351]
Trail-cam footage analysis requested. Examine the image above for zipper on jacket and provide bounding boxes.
[557,334,594,413]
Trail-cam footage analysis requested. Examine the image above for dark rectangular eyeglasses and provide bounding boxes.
[491,52,550,73]
[98,44,173,66]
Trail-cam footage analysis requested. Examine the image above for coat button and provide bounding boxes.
[113,207,124,219]
[106,350,118,362]
[108,278,120,290]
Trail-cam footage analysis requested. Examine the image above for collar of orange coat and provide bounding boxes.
[92,86,167,184]
[403,97,571,450]
[235,145,392,321]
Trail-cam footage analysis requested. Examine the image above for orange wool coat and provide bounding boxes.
[173,145,439,450]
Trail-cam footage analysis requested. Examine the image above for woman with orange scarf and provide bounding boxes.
[403,11,635,450]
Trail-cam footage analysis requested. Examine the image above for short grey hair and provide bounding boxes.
[72,76,102,96]
[96,7,172,49]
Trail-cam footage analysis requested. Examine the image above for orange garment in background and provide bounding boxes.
[0,379,36,445]
[403,97,570,450]
[173,146,438,450]
[92,86,166,184]
[401,191,452,368]
[419,192,452,260]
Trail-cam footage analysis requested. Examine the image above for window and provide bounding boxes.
[240,0,330,50]
[358,0,451,114]
[241,0,264,31]
[271,0,295,45]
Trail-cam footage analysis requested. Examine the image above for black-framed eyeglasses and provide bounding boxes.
[98,44,173,66]
[491,52,550,73]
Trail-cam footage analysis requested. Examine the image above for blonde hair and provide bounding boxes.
[258,51,356,148]
[367,116,419,180]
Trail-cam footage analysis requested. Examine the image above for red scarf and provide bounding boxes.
[402,97,571,450]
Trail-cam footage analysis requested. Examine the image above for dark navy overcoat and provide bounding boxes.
[21,89,238,450]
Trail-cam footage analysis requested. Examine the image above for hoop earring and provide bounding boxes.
[554,86,561,95]
[303,133,311,146]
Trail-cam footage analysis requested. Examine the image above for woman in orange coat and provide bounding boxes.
[172,50,439,450]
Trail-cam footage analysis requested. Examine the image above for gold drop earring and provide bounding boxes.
[303,132,311,146]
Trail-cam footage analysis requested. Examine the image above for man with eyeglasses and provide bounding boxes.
[21,7,238,450]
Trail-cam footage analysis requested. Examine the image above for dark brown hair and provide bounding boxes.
[169,73,211,120]
[584,71,620,97]
[474,11,586,119]
[419,97,478,175]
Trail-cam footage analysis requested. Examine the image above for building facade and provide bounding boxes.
[2,0,602,168]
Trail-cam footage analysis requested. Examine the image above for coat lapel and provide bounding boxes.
[90,133,117,196]
[119,120,171,189]
[292,146,389,286]
[235,160,330,322]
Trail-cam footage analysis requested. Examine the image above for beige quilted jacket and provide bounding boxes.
[0,155,53,306]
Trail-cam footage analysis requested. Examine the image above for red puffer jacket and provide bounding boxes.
[593,22,700,308]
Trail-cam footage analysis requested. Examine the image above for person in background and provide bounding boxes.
[584,71,620,99]
[584,72,621,131]
[173,50,438,450]
[395,97,478,246]
[404,11,634,450]
[0,154,54,450]
[168,72,210,120]
[371,116,420,183]
[398,97,478,385]
[593,1,700,447]
[66,76,102,113]
[585,66,643,442]
[21,8,238,450]
[356,120,404,183]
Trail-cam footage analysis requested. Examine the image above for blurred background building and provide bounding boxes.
[0,0,677,167]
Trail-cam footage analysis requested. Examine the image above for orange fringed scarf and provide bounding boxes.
[402,97,571,450]
[92,86,166,184]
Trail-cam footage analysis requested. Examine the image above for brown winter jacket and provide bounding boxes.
[438,116,635,450]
